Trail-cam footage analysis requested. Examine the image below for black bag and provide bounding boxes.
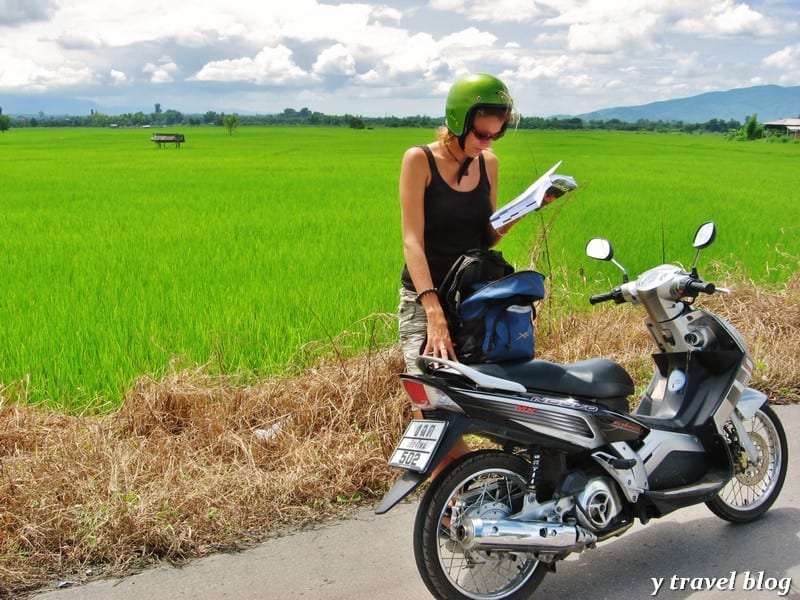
[439,250,545,364]
[438,249,514,323]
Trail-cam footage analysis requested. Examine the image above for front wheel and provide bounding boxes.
[413,450,547,600]
[706,404,788,523]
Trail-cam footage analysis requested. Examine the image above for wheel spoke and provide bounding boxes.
[433,463,541,598]
[709,406,787,521]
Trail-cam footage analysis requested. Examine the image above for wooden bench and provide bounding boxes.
[150,133,185,148]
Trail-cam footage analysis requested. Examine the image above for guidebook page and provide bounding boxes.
[490,160,577,229]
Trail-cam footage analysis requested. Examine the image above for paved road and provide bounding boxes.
[34,405,799,600]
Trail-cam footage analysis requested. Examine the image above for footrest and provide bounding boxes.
[645,469,728,502]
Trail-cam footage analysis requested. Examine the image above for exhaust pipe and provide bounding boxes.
[455,519,597,553]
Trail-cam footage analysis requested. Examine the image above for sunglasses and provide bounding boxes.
[470,126,505,141]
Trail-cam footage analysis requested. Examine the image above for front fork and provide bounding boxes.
[726,387,766,466]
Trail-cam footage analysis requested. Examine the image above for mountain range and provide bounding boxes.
[1,94,103,118]
[3,84,799,124]
[576,84,800,123]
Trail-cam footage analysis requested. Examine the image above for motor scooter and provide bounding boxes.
[376,222,788,600]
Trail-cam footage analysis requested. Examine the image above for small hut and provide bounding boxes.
[150,133,185,148]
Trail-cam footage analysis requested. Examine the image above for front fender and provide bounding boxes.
[737,387,767,420]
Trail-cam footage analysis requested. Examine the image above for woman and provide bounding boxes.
[398,73,519,373]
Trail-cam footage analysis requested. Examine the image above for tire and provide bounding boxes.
[413,451,548,600]
[706,404,788,523]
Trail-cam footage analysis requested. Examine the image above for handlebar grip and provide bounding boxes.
[589,290,618,305]
[684,280,716,295]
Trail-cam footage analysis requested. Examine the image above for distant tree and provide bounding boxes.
[131,111,148,127]
[151,103,164,126]
[0,114,11,133]
[744,113,763,140]
[163,109,183,125]
[726,114,763,141]
[348,115,365,129]
[223,113,240,135]
[88,110,111,127]
[204,111,219,125]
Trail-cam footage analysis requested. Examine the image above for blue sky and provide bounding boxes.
[1,0,799,117]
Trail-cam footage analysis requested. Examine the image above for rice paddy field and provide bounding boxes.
[1,126,799,411]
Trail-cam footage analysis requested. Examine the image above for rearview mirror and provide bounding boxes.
[586,238,613,261]
[693,222,716,250]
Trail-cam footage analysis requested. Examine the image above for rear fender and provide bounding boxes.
[374,414,470,515]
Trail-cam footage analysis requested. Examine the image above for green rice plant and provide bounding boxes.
[0,127,797,410]
[493,130,800,294]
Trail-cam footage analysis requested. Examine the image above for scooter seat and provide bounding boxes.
[471,358,634,403]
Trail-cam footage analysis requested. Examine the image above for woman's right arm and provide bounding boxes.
[399,146,456,360]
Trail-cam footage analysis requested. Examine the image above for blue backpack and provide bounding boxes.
[456,270,546,363]
[439,250,546,363]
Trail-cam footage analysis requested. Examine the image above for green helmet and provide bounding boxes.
[445,73,513,137]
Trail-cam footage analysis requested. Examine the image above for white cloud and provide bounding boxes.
[763,43,800,69]
[428,0,464,11]
[313,44,356,77]
[762,43,800,85]
[0,0,798,117]
[547,2,663,54]
[675,0,769,36]
[194,46,311,85]
[507,54,574,83]
[442,0,541,23]
[0,55,94,90]
[110,69,128,85]
[143,60,178,84]
[55,31,102,50]
[0,0,57,25]
[371,6,403,23]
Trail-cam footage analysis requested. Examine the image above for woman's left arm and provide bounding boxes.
[484,151,510,246]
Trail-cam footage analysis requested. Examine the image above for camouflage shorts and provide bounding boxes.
[398,287,427,374]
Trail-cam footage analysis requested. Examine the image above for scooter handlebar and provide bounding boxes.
[590,277,719,306]
[681,279,716,296]
[589,288,622,305]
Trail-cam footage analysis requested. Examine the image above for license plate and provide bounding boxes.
[388,420,447,472]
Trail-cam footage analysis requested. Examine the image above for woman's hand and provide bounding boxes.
[422,304,456,361]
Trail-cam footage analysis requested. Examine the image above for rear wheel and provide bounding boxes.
[706,404,787,523]
[413,451,547,600]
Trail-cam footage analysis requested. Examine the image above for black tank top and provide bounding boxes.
[401,146,491,290]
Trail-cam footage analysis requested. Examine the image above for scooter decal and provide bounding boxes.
[609,419,645,435]
[667,369,686,392]
[529,395,600,413]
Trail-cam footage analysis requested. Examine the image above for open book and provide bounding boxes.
[490,160,577,229]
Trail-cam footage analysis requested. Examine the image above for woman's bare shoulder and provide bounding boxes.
[481,149,499,166]
[401,143,436,171]
[403,143,435,159]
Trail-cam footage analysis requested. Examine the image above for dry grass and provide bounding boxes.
[2,276,799,597]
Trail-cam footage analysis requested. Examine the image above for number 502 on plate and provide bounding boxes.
[388,420,447,472]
